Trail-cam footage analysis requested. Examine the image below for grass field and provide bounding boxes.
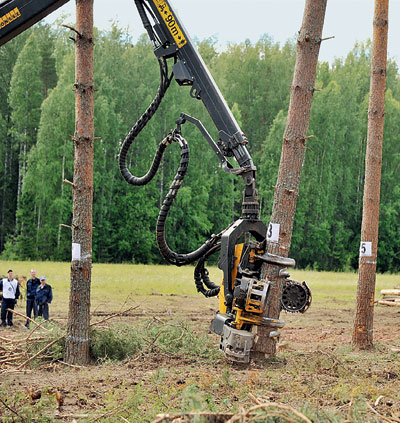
[1,260,400,422]
[2,259,399,308]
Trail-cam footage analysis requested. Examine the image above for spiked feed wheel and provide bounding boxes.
[281,280,312,313]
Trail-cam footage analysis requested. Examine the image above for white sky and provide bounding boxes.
[45,0,400,65]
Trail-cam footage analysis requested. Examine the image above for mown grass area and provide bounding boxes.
[1,259,398,308]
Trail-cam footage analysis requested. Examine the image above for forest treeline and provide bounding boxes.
[0,23,399,272]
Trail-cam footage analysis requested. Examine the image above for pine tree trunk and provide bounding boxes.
[16,141,23,208]
[252,0,327,360]
[65,0,94,365]
[352,0,388,350]
[58,147,66,250]
[1,146,8,251]
[36,203,40,253]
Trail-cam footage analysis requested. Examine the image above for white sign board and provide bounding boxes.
[267,222,280,243]
[359,241,372,257]
[72,243,81,260]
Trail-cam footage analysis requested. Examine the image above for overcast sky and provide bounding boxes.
[45,0,400,65]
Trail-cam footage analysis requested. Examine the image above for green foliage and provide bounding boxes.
[144,320,220,359]
[29,320,66,364]
[1,24,400,272]
[90,324,142,361]
[0,385,59,423]
[89,320,220,363]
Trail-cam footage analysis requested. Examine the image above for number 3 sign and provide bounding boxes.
[267,223,280,242]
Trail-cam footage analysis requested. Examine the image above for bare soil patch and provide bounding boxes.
[1,295,400,422]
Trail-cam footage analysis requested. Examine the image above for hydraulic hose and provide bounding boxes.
[156,133,218,266]
[119,58,172,186]
[194,243,221,297]
[119,56,217,267]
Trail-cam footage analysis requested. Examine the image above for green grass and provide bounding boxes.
[2,260,210,298]
[2,259,398,308]
[290,269,399,305]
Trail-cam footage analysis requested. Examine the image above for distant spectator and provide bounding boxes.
[36,275,52,321]
[25,269,40,328]
[0,270,20,327]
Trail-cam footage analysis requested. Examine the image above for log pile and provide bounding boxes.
[378,288,400,307]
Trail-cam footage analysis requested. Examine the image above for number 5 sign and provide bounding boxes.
[359,241,372,257]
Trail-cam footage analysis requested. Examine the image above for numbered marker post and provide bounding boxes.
[267,223,280,243]
[359,241,372,257]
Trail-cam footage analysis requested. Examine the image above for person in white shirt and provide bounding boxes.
[0,269,20,327]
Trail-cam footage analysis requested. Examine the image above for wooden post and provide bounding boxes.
[352,0,388,350]
[252,0,328,360]
[64,0,94,365]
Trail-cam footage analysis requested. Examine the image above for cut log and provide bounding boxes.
[377,300,400,307]
[381,296,400,301]
[380,289,400,296]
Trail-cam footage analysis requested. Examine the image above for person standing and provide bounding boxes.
[25,269,40,328]
[36,275,52,321]
[0,270,20,327]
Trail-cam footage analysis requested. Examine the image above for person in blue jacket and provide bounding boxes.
[0,269,20,327]
[36,275,53,321]
[25,269,40,328]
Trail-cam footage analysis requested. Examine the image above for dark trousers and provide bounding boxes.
[1,298,16,326]
[26,298,38,326]
[37,303,49,320]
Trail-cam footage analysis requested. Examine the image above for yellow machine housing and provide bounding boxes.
[219,243,277,331]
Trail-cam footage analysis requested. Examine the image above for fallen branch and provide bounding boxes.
[249,392,262,405]
[154,413,234,423]
[58,360,83,369]
[347,398,353,422]
[16,336,64,370]
[54,413,91,419]
[93,405,124,422]
[0,397,27,422]
[366,402,400,423]
[0,354,26,363]
[227,402,312,423]
[0,305,138,372]
[7,309,49,330]
[90,305,139,327]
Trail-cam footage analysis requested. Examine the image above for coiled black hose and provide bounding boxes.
[118,56,218,267]
[119,57,172,186]
[194,243,221,297]
[156,133,217,266]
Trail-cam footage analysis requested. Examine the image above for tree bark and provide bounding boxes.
[0,140,9,251]
[252,0,327,360]
[352,0,388,350]
[57,143,66,250]
[65,0,94,365]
